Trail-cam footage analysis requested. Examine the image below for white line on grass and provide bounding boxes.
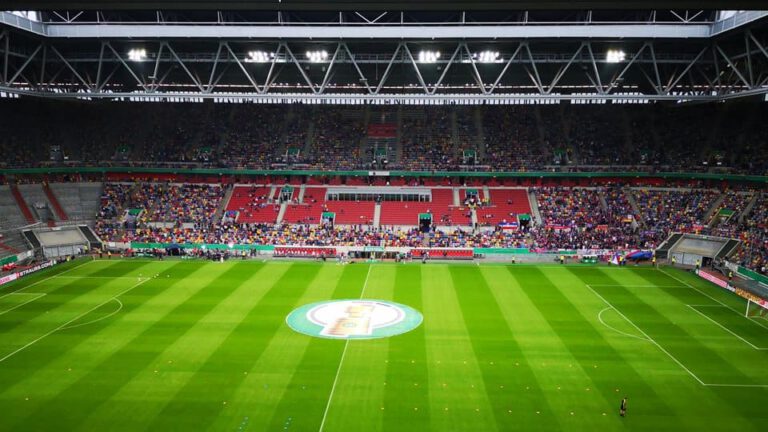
[0,293,46,316]
[686,305,768,350]
[584,283,707,386]
[0,276,152,364]
[588,284,687,288]
[60,299,124,331]
[597,307,651,342]
[0,258,95,301]
[703,382,768,388]
[54,276,144,280]
[318,264,373,432]
[659,268,768,331]
[686,304,727,307]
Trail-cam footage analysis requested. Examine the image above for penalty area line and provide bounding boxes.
[0,258,96,301]
[318,264,373,432]
[659,268,768,331]
[686,305,768,350]
[584,283,707,386]
[0,293,46,316]
[703,382,768,388]
[0,276,152,364]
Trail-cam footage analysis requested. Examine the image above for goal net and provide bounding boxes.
[745,299,768,320]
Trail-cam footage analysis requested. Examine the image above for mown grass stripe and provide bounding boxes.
[0,257,95,296]
[322,265,394,431]
[418,265,497,431]
[625,268,768,429]
[265,264,370,432]
[481,266,622,431]
[0,260,151,337]
[575,267,766,431]
[208,264,369,432]
[615,269,768,363]
[73,261,292,432]
[140,262,322,432]
[6,262,258,432]
[516,267,687,431]
[0,260,201,430]
[585,268,764,384]
[381,265,431,432]
[450,265,560,431]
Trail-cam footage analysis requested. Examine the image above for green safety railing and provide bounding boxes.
[1,166,766,183]
[130,242,275,251]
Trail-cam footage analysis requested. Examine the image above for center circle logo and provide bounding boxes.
[286,300,423,339]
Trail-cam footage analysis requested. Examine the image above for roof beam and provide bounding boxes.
[40,23,712,39]
[0,1,765,11]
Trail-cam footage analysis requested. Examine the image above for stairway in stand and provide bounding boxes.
[43,183,69,221]
[10,184,36,224]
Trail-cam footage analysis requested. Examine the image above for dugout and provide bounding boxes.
[662,233,740,267]
[25,226,91,258]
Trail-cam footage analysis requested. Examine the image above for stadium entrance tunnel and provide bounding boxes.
[286,300,423,339]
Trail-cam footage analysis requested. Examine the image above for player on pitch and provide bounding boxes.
[619,396,628,417]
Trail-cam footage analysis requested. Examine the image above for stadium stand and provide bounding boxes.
[379,189,454,226]
[2,100,768,174]
[225,186,279,224]
[475,189,532,226]
[632,189,720,234]
[48,182,103,221]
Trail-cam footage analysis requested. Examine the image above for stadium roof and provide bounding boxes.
[2,0,768,10]
[1,3,767,103]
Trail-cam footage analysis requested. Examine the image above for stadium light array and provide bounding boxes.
[475,50,501,63]
[246,51,275,63]
[606,49,626,63]
[418,50,441,63]
[306,50,329,63]
[127,48,147,62]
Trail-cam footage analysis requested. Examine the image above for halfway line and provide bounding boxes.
[318,264,373,432]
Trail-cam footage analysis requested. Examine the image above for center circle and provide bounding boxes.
[286,299,423,340]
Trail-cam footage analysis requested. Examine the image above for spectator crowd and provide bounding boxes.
[90,181,768,274]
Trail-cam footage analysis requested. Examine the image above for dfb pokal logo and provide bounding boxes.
[286,300,423,339]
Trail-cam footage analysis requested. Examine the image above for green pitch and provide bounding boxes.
[0,259,766,431]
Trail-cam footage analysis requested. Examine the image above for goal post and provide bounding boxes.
[745,299,768,319]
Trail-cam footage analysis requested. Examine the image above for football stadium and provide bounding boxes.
[0,0,767,431]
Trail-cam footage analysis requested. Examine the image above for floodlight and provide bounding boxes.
[306,50,329,63]
[606,49,626,64]
[476,51,500,63]
[418,50,441,64]
[247,51,274,63]
[127,48,147,62]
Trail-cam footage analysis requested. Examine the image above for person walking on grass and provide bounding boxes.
[620,396,628,417]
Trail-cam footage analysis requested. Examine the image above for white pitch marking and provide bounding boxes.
[588,284,687,288]
[0,258,95,301]
[53,276,142,280]
[686,304,727,307]
[597,307,651,342]
[686,305,768,350]
[60,299,124,331]
[318,264,373,432]
[703,382,768,388]
[584,283,706,386]
[0,293,46,316]
[0,277,152,364]
[659,268,768,331]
